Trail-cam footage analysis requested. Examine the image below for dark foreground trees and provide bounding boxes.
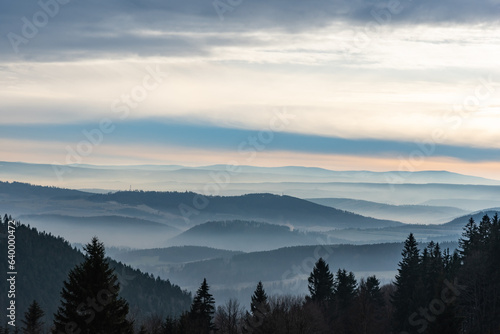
[11,212,499,333]
[52,237,133,334]
[389,214,500,334]
[458,214,500,333]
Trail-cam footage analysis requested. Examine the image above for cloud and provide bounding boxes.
[1,0,499,174]
[1,0,499,60]
[1,120,500,163]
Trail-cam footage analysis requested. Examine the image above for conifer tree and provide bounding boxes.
[52,237,133,334]
[162,316,177,334]
[333,269,357,309]
[459,217,479,257]
[189,278,216,333]
[354,276,386,334]
[21,300,44,334]
[363,276,384,307]
[307,258,334,303]
[250,281,269,315]
[391,233,421,333]
[459,214,500,333]
[244,281,270,334]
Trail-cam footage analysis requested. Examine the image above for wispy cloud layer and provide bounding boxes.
[1,0,499,176]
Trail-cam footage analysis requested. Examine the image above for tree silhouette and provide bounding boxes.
[52,237,133,334]
[391,233,421,332]
[307,258,334,303]
[459,214,500,333]
[21,300,44,334]
[244,281,270,333]
[251,281,269,315]
[189,278,216,333]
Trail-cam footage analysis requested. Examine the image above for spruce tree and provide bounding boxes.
[244,281,270,334]
[250,281,269,315]
[52,237,133,334]
[391,233,421,333]
[459,217,479,257]
[364,276,384,307]
[333,269,357,309]
[21,300,44,334]
[189,278,216,333]
[307,258,334,303]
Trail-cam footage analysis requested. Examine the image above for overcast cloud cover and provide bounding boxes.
[1,0,500,178]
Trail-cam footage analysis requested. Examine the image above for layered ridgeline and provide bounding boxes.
[308,198,470,225]
[87,191,403,229]
[1,181,492,250]
[1,181,406,250]
[0,215,192,328]
[3,162,500,210]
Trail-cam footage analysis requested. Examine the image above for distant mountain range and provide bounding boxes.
[2,162,500,206]
[0,181,406,250]
[1,180,498,250]
[3,161,500,185]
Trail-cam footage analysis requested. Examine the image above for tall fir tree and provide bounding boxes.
[189,278,216,334]
[52,237,133,334]
[363,275,384,307]
[391,233,421,333]
[21,300,44,334]
[250,281,269,315]
[307,258,334,303]
[244,281,270,334]
[333,269,357,309]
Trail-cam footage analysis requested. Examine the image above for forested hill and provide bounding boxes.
[89,191,403,229]
[0,214,192,326]
[168,220,344,251]
[443,209,500,227]
[0,181,90,199]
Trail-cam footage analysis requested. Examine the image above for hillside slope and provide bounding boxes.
[89,191,404,229]
[168,220,346,251]
[308,197,468,224]
[0,216,191,327]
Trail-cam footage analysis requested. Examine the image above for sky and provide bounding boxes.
[1,0,500,179]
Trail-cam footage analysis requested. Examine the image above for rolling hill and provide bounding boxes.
[443,209,500,228]
[167,220,346,251]
[88,191,404,230]
[308,197,469,224]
